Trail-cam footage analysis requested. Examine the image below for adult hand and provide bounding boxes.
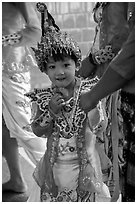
[78,56,96,78]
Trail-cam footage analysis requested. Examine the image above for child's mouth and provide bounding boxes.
[56,77,66,82]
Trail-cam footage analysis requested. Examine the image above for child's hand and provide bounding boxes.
[49,93,65,115]
[53,87,69,100]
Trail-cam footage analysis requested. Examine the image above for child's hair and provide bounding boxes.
[32,26,82,73]
[42,47,80,72]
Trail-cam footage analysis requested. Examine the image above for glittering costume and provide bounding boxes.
[2,2,46,165]
[27,3,110,201]
[27,77,111,202]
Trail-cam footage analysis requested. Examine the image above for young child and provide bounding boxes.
[26,4,111,202]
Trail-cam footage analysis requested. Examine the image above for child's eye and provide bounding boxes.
[48,65,55,69]
[64,63,70,68]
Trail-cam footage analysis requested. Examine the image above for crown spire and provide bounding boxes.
[36,2,48,37]
[32,3,81,72]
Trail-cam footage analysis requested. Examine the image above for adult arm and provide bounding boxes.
[78,3,129,79]
[14,2,41,46]
[80,26,135,112]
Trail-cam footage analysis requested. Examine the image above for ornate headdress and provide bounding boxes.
[32,2,81,72]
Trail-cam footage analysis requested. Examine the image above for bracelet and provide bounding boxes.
[2,32,21,47]
[89,45,115,65]
[93,45,115,64]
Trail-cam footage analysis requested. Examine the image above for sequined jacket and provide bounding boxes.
[26,77,109,197]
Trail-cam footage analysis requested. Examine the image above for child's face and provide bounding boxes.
[46,57,76,88]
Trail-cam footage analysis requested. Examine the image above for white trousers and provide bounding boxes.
[2,71,46,166]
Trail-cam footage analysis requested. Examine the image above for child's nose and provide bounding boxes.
[56,67,64,75]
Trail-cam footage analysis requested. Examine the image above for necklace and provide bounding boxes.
[57,77,86,139]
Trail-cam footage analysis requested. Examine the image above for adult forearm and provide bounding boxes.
[81,68,127,113]
[92,68,127,101]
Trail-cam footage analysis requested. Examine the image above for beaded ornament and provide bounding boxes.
[2,33,21,47]
[88,2,115,65]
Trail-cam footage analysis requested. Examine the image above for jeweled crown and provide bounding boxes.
[32,3,81,72]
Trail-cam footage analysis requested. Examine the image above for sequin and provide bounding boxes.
[69,147,75,152]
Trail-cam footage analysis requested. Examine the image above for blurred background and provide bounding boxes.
[30,2,97,90]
